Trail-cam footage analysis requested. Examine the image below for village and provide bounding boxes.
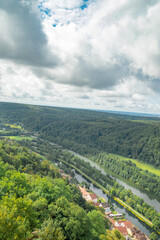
[78,186,149,240]
[59,169,149,240]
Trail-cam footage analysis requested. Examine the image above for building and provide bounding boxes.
[102,202,110,208]
[114,225,128,237]
[111,220,133,239]
[130,226,147,240]
[90,193,98,203]
[79,187,98,203]
[109,213,122,218]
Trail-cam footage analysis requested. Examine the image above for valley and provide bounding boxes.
[0,102,160,239]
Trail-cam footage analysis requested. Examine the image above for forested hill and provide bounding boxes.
[0,102,160,167]
[0,139,120,240]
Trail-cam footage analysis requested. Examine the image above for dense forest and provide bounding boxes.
[0,139,127,240]
[0,102,160,167]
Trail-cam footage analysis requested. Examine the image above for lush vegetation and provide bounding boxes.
[56,151,160,232]
[0,139,127,240]
[1,102,160,168]
[0,102,160,237]
[89,153,160,197]
[108,153,160,177]
[109,183,160,231]
[5,136,33,141]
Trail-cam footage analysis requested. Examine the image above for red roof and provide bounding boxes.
[114,226,128,236]
[90,193,98,200]
[124,221,132,229]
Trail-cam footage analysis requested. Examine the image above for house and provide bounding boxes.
[79,187,98,203]
[125,221,134,236]
[130,227,147,240]
[102,202,110,208]
[79,186,92,201]
[90,193,98,203]
[109,213,122,218]
[111,220,132,239]
[114,225,128,237]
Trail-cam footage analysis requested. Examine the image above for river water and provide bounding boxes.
[48,141,160,237]
[74,170,160,238]
[70,151,160,213]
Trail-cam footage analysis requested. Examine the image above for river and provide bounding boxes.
[70,151,160,213]
[74,170,160,238]
[48,141,160,237]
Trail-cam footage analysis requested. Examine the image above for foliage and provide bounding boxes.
[89,152,160,196]
[56,151,160,232]
[150,232,159,240]
[1,102,160,167]
[0,140,110,239]
[100,229,125,240]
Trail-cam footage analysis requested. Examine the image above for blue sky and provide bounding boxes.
[0,0,160,113]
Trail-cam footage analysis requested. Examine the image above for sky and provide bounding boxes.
[0,0,160,113]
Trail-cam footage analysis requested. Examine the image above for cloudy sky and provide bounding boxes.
[0,0,160,113]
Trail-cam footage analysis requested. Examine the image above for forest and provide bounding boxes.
[0,139,127,240]
[0,102,160,167]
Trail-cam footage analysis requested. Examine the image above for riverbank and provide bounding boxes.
[70,150,160,212]
[57,158,160,236]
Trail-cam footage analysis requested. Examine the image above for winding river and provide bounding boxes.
[68,151,160,238]
[70,151,160,213]
[48,141,160,238]
[74,170,160,238]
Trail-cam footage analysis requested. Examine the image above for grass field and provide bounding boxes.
[5,124,22,129]
[5,136,33,141]
[109,153,160,177]
[0,130,10,133]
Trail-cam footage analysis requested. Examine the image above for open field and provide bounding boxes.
[5,124,22,129]
[108,153,160,177]
[0,130,11,133]
[5,136,33,141]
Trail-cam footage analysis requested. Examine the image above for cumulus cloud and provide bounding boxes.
[37,0,160,91]
[0,0,160,113]
[0,0,58,67]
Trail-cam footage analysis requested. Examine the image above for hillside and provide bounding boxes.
[0,102,160,167]
[0,139,122,240]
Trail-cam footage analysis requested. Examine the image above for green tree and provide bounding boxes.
[38,218,65,240]
[88,210,106,240]
[150,232,158,240]
[0,196,37,240]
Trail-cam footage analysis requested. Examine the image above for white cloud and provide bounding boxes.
[0,0,160,113]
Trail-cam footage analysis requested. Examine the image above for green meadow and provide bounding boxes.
[5,136,33,141]
[5,124,22,130]
[109,153,160,177]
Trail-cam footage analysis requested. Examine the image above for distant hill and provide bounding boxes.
[0,101,160,167]
[96,109,160,118]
